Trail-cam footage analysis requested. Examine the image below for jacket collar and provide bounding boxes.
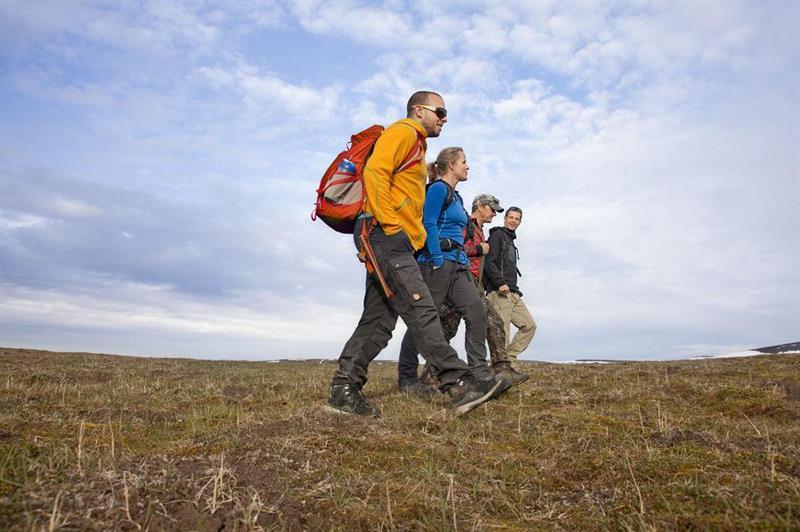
[489,226,516,239]
[397,118,429,139]
[470,213,485,229]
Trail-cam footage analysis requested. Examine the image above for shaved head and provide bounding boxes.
[406,91,442,116]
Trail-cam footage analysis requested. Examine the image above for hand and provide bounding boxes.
[479,242,490,255]
[499,284,510,295]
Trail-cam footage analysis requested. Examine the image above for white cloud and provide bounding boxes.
[0,1,222,56]
[290,0,413,45]
[50,198,103,219]
[196,62,343,124]
[0,0,94,43]
[11,69,117,107]
[81,2,219,54]
[198,66,237,89]
[462,15,509,54]
[237,68,343,122]
[0,213,48,232]
[0,282,360,357]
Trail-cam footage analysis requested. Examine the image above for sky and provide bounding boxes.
[1,0,798,362]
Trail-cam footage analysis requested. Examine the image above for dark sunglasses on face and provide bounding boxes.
[417,104,447,119]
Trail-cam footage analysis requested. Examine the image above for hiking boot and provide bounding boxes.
[399,380,438,397]
[418,362,440,387]
[325,384,380,417]
[448,373,512,416]
[494,363,529,386]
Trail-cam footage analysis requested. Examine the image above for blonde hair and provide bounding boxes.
[427,147,464,183]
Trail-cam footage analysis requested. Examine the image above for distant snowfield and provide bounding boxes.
[558,360,613,365]
[556,344,800,364]
[693,350,769,359]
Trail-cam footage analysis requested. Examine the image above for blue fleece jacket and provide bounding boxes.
[418,181,468,267]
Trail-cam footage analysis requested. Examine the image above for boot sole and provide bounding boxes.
[324,404,352,415]
[323,404,380,418]
[453,379,505,416]
[496,371,529,386]
[495,375,513,395]
[507,374,530,386]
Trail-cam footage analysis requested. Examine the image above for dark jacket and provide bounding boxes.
[483,226,522,296]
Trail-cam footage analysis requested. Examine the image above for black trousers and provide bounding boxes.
[397,261,491,384]
[332,219,470,391]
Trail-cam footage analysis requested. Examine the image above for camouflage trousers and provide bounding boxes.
[439,283,510,367]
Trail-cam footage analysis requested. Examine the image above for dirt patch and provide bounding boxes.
[0,431,18,442]
[147,502,227,531]
[769,379,800,402]
[651,429,711,447]
[221,385,253,401]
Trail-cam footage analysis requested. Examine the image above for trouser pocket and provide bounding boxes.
[383,255,432,307]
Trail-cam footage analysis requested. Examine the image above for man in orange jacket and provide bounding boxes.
[327,91,511,417]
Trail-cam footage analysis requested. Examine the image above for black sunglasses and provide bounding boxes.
[417,104,447,119]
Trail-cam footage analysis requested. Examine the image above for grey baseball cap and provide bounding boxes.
[472,193,504,212]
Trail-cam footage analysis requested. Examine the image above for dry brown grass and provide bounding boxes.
[1,347,798,530]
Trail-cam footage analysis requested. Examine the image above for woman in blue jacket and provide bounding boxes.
[397,147,497,394]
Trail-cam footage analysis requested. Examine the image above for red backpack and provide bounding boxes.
[312,123,424,234]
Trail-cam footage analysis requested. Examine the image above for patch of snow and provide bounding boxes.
[694,350,765,359]
[557,360,612,364]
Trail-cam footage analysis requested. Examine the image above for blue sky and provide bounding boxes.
[1,1,798,361]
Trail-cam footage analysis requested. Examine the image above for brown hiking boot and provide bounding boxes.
[494,363,529,386]
[418,362,440,388]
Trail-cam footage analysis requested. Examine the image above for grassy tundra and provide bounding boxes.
[0,347,798,530]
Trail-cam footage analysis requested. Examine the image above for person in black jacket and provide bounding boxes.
[483,207,536,377]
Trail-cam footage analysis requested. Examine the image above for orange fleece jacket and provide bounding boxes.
[363,118,428,250]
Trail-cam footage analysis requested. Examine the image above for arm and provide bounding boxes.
[422,182,448,268]
[462,220,487,259]
[362,124,419,230]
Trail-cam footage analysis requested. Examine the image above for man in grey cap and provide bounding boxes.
[419,194,528,386]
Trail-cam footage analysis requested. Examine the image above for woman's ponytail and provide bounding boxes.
[427,147,463,183]
[427,161,442,182]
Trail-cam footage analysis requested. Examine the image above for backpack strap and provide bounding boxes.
[359,122,425,224]
[393,123,426,174]
[465,217,476,243]
[427,179,455,209]
[445,182,455,208]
